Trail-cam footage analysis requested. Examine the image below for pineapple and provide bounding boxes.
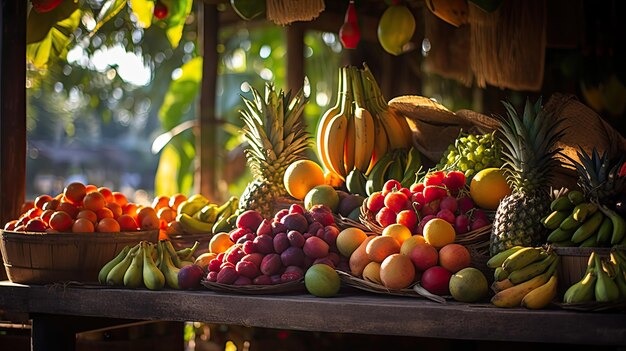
[238,83,310,217]
[568,148,625,204]
[490,98,566,255]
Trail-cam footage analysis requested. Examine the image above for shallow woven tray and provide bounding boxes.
[200,278,305,295]
[333,214,371,232]
[336,270,447,303]
[555,301,626,312]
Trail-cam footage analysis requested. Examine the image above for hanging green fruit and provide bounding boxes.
[377,1,415,56]
[339,0,360,49]
[230,0,265,21]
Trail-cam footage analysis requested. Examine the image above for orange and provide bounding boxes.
[112,192,128,207]
[157,207,176,224]
[366,235,401,263]
[469,168,512,210]
[400,235,426,256]
[98,187,114,204]
[336,227,368,258]
[49,211,73,231]
[76,210,98,224]
[106,202,123,218]
[209,232,235,254]
[324,171,344,188]
[57,202,79,218]
[83,192,106,212]
[72,218,94,233]
[85,184,98,193]
[34,195,53,210]
[64,182,86,205]
[382,224,412,246]
[96,207,114,220]
[283,160,326,200]
[168,194,187,212]
[380,254,415,290]
[117,214,139,231]
[423,218,456,249]
[152,195,170,211]
[97,217,121,232]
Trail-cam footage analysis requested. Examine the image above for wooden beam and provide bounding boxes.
[0,0,27,226]
[197,3,220,201]
[286,24,305,94]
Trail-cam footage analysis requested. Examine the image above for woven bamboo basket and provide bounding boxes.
[200,278,305,295]
[0,229,158,284]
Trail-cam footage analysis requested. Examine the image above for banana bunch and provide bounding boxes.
[98,240,199,290]
[563,250,626,304]
[488,246,560,309]
[175,195,239,235]
[351,147,422,197]
[543,190,626,247]
[317,64,413,182]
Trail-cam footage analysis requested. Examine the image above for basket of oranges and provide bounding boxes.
[0,183,159,284]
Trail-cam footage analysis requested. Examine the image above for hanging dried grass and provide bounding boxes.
[469,0,547,91]
[266,0,325,26]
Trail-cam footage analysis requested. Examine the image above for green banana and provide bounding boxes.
[508,253,557,284]
[346,168,368,197]
[560,214,583,231]
[596,216,613,245]
[594,254,619,302]
[487,246,524,269]
[212,213,237,234]
[365,152,394,196]
[609,252,626,298]
[176,241,200,261]
[106,244,140,286]
[502,247,544,272]
[571,210,604,243]
[578,233,599,247]
[387,155,405,183]
[400,147,422,188]
[178,196,210,216]
[215,196,238,220]
[162,239,182,268]
[567,190,585,205]
[178,213,214,234]
[159,246,181,289]
[155,240,164,267]
[194,203,218,223]
[550,196,574,211]
[563,270,596,304]
[142,241,165,290]
[98,245,131,284]
[598,205,626,245]
[543,210,570,230]
[547,227,572,243]
[494,266,509,281]
[572,203,597,222]
[123,245,144,288]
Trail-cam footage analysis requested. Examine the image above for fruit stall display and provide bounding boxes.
[2,65,626,313]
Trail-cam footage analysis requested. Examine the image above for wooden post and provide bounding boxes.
[197,3,220,201]
[286,24,305,94]
[0,0,27,226]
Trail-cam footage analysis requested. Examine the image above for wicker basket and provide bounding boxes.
[201,278,305,295]
[0,229,158,284]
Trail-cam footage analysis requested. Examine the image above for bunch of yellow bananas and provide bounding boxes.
[316,64,413,183]
[488,246,560,309]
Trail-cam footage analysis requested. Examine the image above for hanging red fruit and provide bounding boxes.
[154,0,169,20]
[339,0,360,49]
[31,0,64,13]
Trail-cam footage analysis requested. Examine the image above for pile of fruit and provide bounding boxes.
[338,221,488,302]
[203,205,345,286]
[489,246,560,309]
[366,174,490,235]
[563,250,626,304]
[98,239,203,290]
[3,182,156,233]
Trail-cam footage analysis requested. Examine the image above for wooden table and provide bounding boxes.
[0,281,625,350]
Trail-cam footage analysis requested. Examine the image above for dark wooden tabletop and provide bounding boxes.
[0,281,625,346]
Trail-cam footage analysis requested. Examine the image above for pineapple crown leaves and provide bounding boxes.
[562,146,626,200]
[497,98,567,193]
[239,82,311,180]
